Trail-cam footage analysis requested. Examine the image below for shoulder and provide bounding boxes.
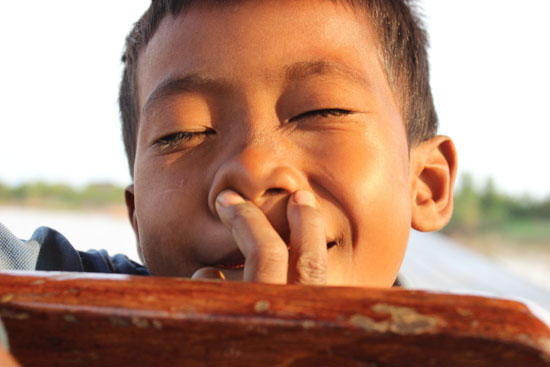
[1,223,149,275]
[35,227,150,275]
[79,249,149,275]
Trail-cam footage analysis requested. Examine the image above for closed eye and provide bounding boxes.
[154,129,215,150]
[289,108,353,122]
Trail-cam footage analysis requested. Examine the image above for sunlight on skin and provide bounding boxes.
[0,1,548,198]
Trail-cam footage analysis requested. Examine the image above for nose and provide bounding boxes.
[208,138,303,237]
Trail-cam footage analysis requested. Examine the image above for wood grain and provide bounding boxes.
[0,271,548,366]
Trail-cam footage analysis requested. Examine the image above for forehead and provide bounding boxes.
[136,1,387,111]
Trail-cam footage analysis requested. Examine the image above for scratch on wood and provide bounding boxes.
[63,288,80,296]
[30,279,46,286]
[0,294,15,303]
[349,314,387,333]
[254,300,270,313]
[246,324,269,335]
[131,317,149,328]
[456,307,473,317]
[109,316,130,327]
[152,320,163,330]
[170,305,196,314]
[301,320,315,329]
[224,346,242,357]
[350,303,444,335]
[63,314,78,323]
[0,308,29,320]
[517,333,534,345]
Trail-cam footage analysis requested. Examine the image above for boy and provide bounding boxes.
[120,0,457,287]
[1,0,457,288]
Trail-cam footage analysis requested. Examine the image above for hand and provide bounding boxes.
[192,190,327,284]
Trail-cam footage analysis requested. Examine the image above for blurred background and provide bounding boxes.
[0,1,548,296]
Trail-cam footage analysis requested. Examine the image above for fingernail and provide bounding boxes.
[191,268,227,281]
[293,190,316,207]
[217,269,226,281]
[216,190,245,208]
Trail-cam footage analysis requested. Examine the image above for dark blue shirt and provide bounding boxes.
[34,226,149,275]
[0,222,149,275]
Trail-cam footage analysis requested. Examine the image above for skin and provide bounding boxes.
[126,0,457,287]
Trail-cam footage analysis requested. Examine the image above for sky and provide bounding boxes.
[1,1,549,198]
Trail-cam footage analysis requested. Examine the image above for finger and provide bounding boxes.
[191,267,244,281]
[191,267,227,281]
[216,190,289,284]
[287,190,327,285]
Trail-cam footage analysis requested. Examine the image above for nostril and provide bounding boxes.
[264,188,285,196]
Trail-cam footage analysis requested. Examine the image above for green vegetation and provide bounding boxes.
[443,173,550,246]
[0,181,125,210]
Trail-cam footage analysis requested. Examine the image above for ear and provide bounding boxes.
[125,185,142,259]
[410,135,458,232]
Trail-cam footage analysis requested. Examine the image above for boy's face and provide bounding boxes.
[130,0,413,286]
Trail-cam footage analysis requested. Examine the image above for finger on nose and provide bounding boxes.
[215,190,247,226]
[215,190,289,284]
[292,190,317,208]
[287,190,327,285]
[216,190,246,208]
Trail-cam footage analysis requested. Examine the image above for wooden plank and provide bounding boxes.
[0,271,548,367]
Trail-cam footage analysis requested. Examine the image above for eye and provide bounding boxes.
[154,129,215,151]
[289,108,353,122]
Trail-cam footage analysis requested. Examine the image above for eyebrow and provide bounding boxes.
[141,60,370,117]
[283,60,371,90]
[141,74,223,117]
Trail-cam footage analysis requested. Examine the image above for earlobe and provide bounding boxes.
[125,185,142,255]
[410,136,458,232]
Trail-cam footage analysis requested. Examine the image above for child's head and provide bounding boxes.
[120,0,457,286]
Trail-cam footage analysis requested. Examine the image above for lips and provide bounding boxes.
[215,249,246,269]
[213,239,339,269]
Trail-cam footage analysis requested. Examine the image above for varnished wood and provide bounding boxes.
[0,271,548,366]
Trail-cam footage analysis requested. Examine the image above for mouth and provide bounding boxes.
[215,249,246,269]
[214,239,340,270]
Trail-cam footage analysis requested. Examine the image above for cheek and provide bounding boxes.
[352,139,410,286]
[312,127,410,286]
[351,181,410,286]
[132,155,208,275]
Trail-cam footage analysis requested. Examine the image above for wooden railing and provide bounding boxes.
[0,271,548,366]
